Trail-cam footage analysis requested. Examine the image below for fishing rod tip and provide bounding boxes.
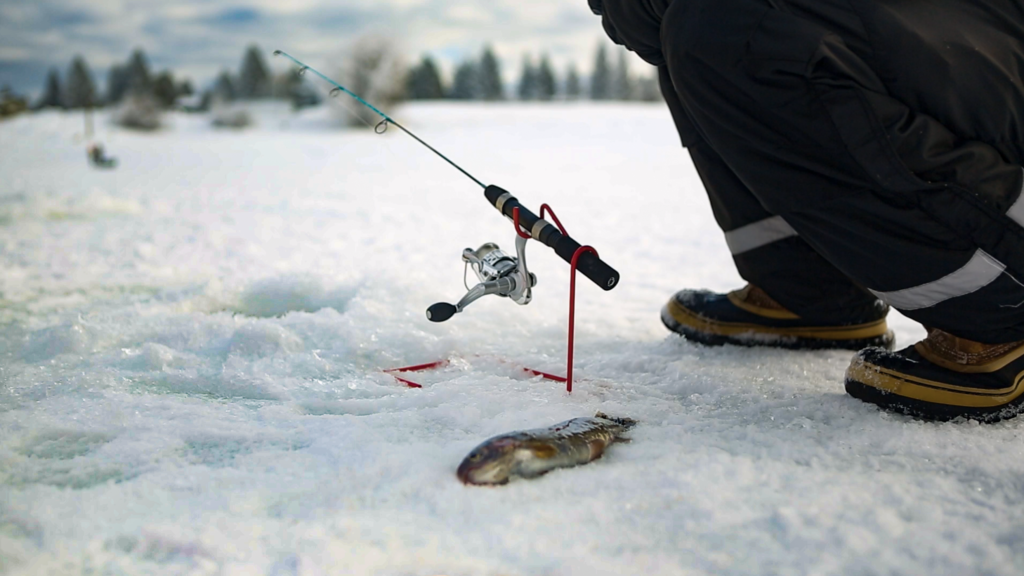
[272,50,283,56]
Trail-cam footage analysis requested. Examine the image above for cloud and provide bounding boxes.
[205,7,262,26]
[0,0,637,97]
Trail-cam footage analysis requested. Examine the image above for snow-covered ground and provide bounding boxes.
[1,102,1022,575]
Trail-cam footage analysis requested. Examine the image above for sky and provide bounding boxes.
[0,0,635,99]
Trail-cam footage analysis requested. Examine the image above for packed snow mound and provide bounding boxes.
[233,275,359,318]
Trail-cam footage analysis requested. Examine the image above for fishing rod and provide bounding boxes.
[273,51,620,317]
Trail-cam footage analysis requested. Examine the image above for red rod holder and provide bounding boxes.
[516,201,596,393]
[386,202,596,392]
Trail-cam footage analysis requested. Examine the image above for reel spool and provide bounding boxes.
[426,237,537,322]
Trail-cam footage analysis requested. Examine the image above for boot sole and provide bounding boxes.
[845,355,1024,422]
[661,299,895,351]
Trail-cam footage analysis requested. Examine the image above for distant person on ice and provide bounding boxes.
[87,143,117,169]
[589,0,1024,422]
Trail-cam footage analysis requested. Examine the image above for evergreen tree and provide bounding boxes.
[536,55,556,101]
[213,71,236,102]
[64,55,96,109]
[565,65,581,100]
[517,55,537,101]
[126,48,152,95]
[237,45,271,99]
[272,70,300,99]
[478,46,504,101]
[0,86,28,118]
[590,45,611,100]
[37,68,63,109]
[152,71,178,108]
[613,49,633,100]
[450,61,478,100]
[407,56,445,100]
[635,74,662,102]
[106,65,129,104]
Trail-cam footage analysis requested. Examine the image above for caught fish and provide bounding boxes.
[456,412,637,485]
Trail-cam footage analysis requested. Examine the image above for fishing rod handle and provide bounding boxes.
[484,185,620,291]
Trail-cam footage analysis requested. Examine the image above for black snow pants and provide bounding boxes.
[658,0,1024,344]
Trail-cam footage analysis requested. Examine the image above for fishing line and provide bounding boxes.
[294,60,410,176]
[274,50,486,189]
[274,49,620,295]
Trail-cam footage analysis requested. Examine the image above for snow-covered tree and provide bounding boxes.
[114,92,162,130]
[536,55,556,101]
[407,56,445,100]
[450,61,478,100]
[336,35,406,128]
[37,68,63,109]
[517,55,537,100]
[237,45,271,100]
[478,46,504,101]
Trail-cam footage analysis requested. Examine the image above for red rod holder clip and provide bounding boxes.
[518,202,595,393]
[540,204,568,235]
[512,207,531,239]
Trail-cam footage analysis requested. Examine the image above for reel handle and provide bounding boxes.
[484,185,619,291]
[426,302,458,322]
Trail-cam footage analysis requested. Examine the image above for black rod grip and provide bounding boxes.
[552,235,618,290]
[484,185,619,291]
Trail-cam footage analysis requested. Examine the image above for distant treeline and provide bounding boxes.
[409,44,660,102]
[25,42,660,115]
[29,46,312,113]
[33,50,192,111]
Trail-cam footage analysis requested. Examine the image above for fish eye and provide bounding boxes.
[469,452,482,462]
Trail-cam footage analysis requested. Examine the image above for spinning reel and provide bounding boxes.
[426,235,537,322]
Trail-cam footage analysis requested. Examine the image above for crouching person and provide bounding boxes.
[589,0,1024,421]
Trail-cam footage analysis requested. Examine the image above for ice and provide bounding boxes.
[1,104,1022,575]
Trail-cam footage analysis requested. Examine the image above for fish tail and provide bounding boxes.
[595,412,638,430]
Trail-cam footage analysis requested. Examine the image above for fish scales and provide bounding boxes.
[457,412,637,485]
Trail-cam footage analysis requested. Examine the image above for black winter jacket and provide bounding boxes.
[595,0,1024,213]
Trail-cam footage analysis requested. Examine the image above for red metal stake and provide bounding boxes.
[567,245,598,393]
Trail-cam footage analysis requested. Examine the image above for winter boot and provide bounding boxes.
[660,284,894,350]
[845,329,1024,422]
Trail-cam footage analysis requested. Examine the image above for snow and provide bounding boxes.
[1,102,1023,575]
